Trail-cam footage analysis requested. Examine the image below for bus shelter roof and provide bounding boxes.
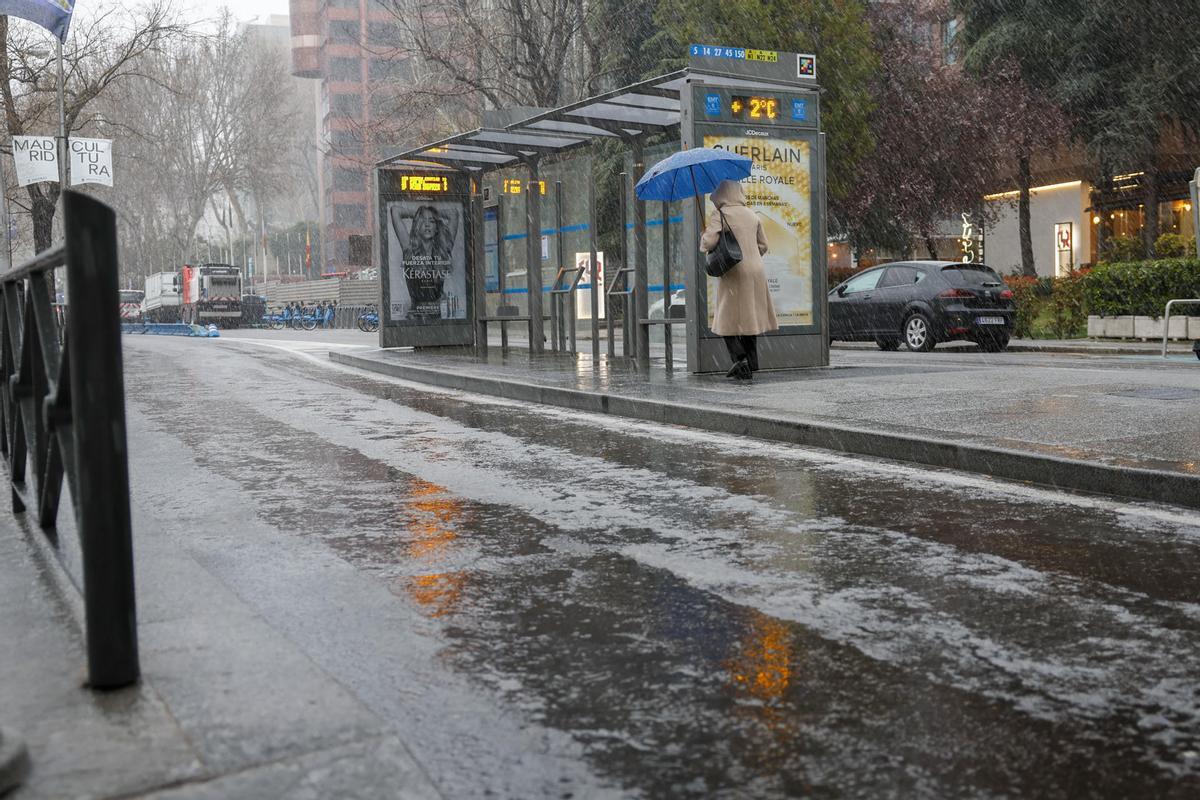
[377,68,805,174]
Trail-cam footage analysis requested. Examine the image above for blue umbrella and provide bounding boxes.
[634,147,752,213]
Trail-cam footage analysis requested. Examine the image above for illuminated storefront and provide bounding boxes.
[1089,171,1196,261]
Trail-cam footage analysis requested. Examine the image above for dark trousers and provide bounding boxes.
[724,335,758,371]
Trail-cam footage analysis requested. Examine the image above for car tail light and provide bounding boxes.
[999,289,1014,300]
[937,288,975,299]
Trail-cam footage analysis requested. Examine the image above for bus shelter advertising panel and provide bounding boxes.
[684,76,827,373]
[377,169,475,347]
[703,132,814,329]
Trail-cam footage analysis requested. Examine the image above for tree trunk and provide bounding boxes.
[30,187,59,254]
[1093,180,1108,260]
[1142,164,1159,258]
[223,184,248,238]
[924,234,939,260]
[1017,154,1036,277]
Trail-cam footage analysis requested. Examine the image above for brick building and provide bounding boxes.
[289,0,397,275]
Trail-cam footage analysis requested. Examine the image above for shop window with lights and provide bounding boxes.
[1160,199,1195,241]
[1099,201,1194,242]
[1090,197,1195,262]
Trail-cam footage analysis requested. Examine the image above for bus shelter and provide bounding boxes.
[375,45,829,373]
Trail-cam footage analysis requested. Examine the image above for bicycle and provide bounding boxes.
[357,309,379,332]
[291,313,318,331]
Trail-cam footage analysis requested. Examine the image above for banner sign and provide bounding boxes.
[0,0,76,42]
[1055,221,1072,253]
[68,137,112,186]
[11,135,58,186]
[1054,221,1074,276]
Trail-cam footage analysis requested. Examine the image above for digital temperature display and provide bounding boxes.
[729,95,779,121]
[399,175,448,192]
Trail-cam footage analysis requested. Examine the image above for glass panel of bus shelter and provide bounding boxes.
[623,142,686,339]
[542,155,592,291]
[484,206,499,296]
[490,157,592,322]
[495,171,530,318]
[626,141,685,289]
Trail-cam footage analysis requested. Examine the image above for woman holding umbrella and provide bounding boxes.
[700,179,777,379]
[635,148,777,379]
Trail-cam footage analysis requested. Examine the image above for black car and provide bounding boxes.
[829,261,1015,352]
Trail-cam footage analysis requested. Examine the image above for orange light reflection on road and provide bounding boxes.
[408,572,468,617]
[397,478,468,617]
[727,614,793,702]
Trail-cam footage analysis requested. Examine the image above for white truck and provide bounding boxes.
[181,263,242,327]
[142,271,182,323]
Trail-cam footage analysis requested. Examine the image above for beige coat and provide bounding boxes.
[700,180,778,336]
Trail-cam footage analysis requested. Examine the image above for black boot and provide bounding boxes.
[726,358,751,380]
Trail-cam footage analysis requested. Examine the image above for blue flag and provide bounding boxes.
[0,0,75,42]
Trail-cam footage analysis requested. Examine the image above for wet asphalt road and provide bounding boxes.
[122,335,1200,799]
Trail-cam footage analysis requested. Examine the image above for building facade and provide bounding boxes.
[983,162,1197,278]
[289,0,400,275]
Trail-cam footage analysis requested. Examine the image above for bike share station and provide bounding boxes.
[375,45,829,374]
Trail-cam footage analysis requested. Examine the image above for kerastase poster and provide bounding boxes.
[703,134,814,328]
[386,199,467,321]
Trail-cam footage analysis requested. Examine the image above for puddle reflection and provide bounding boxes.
[395,477,469,617]
[727,613,793,704]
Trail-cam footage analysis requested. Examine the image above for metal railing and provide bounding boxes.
[0,191,138,689]
[1161,299,1200,357]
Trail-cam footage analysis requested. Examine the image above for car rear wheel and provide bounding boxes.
[875,337,900,351]
[903,313,935,352]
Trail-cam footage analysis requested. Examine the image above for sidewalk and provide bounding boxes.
[330,345,1200,509]
[0,480,440,799]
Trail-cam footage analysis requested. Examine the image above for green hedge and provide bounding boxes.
[1084,258,1200,317]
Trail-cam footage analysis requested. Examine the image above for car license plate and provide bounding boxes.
[977,316,1005,325]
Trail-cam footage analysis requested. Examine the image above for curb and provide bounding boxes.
[330,350,1200,511]
[830,342,1196,357]
[0,727,30,796]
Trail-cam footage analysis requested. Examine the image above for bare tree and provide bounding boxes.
[0,2,185,252]
[379,0,588,110]
[99,11,301,285]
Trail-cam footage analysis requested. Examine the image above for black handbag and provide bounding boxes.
[704,208,743,278]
